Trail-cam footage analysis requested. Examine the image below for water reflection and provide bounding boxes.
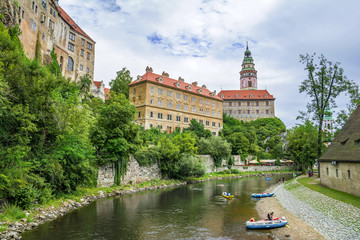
[21,175,292,240]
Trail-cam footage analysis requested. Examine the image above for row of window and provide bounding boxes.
[143,111,221,127]
[151,99,221,117]
[225,109,273,115]
[150,87,220,107]
[226,101,271,107]
[68,43,92,60]
[326,168,351,179]
[69,32,93,50]
[221,94,269,99]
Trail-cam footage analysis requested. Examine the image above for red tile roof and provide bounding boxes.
[129,71,222,100]
[93,81,102,89]
[218,90,275,100]
[57,6,94,42]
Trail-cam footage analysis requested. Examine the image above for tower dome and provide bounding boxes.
[240,42,257,90]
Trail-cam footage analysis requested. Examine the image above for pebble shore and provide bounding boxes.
[274,178,360,240]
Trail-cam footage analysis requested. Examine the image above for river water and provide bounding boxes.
[21,174,293,240]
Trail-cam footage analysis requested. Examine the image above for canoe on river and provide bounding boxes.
[251,192,274,198]
[222,192,234,199]
[246,216,287,229]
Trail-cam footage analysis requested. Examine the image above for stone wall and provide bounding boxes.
[97,155,293,187]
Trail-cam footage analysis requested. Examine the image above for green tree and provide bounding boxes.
[184,119,212,139]
[299,54,359,175]
[226,132,249,155]
[197,136,231,167]
[109,67,132,98]
[287,120,318,173]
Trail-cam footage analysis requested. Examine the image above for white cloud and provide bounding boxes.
[59,0,360,128]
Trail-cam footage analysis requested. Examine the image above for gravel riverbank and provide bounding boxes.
[272,177,360,240]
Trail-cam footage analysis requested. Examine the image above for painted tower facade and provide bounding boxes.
[240,42,258,90]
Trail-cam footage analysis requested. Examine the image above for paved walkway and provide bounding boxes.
[273,178,360,240]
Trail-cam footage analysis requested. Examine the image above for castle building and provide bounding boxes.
[128,67,223,135]
[16,0,95,82]
[218,43,275,121]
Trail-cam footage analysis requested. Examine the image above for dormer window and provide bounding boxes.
[221,94,224,98]
[235,94,239,98]
[197,88,202,93]
[355,139,360,146]
[175,81,181,88]
[157,76,163,83]
[264,94,268,98]
[137,75,142,81]
[186,85,191,91]
[250,94,253,98]
[341,138,348,146]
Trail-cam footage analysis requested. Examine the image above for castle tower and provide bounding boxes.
[323,107,334,134]
[240,42,258,90]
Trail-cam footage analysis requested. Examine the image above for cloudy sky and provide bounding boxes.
[59,0,360,128]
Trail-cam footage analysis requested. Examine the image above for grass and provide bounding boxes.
[188,170,296,181]
[297,177,360,209]
[0,204,29,231]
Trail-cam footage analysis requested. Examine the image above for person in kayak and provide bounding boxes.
[267,212,274,221]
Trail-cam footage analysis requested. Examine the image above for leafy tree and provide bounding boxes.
[184,119,212,139]
[287,120,319,173]
[197,136,231,167]
[299,53,359,175]
[109,67,132,98]
[226,132,249,155]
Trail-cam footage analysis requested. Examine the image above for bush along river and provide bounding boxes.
[21,174,294,240]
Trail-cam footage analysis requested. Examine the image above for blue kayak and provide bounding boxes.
[251,193,274,198]
[246,217,287,229]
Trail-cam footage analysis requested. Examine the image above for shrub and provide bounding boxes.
[133,148,160,166]
[12,185,38,209]
[230,169,240,174]
[197,136,231,167]
[175,154,206,178]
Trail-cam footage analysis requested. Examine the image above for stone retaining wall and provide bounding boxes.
[97,155,293,187]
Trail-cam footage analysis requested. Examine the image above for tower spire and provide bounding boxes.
[240,42,257,90]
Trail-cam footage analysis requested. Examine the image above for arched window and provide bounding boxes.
[32,1,35,10]
[67,57,74,71]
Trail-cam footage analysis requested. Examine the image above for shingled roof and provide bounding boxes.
[217,90,275,100]
[129,71,221,100]
[319,104,360,162]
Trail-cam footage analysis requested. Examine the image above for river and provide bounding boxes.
[21,174,293,240]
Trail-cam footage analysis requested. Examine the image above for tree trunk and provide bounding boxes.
[317,122,323,177]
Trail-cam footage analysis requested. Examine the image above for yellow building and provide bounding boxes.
[129,67,223,135]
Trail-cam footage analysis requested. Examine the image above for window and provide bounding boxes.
[206,110,210,115]
[22,10,24,18]
[184,117,189,123]
[247,110,250,114]
[81,49,84,57]
[355,139,360,146]
[87,42,92,50]
[212,102,215,107]
[31,19,36,31]
[326,168,329,175]
[35,5,38,14]
[42,0,47,9]
[176,116,181,121]
[87,52,90,60]
[50,7,52,15]
[212,111,216,116]
[256,102,259,106]
[199,108,203,114]
[64,26,67,39]
[167,102,172,108]
[67,57,74,71]
[80,64,83,70]
[138,112,141,118]
[150,124,153,128]
[167,114,172,120]
[191,97,196,102]
[266,110,269,114]
[68,42,74,52]
[48,19,54,30]
[206,121,210,126]
[42,32,45,41]
[81,39,85,46]
[176,93,181,99]
[341,138,348,146]
[158,125,162,129]
[336,169,338,177]
[192,107,196,113]
[348,170,351,179]
[229,102,232,107]
[157,113,163,119]
[229,110,232,114]
[176,104,181,110]
[266,101,269,106]
[157,100,163,106]
[238,110,241,114]
[167,90,172,97]
[133,88,136,94]
[199,98,203,104]
[212,122,215,127]
[69,32,75,41]
[86,67,90,73]
[184,95,188,100]
[184,105,188,111]
[218,123,220,127]
[32,1,35,10]
[158,88,163,95]
[256,110,259,114]
[247,102,250,106]
[150,98,153,104]
[199,120,203,124]
[206,100,209,105]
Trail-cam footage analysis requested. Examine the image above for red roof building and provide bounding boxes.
[129,67,223,135]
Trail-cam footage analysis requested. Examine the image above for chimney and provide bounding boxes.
[136,75,142,81]
[201,84,206,89]
[162,71,169,77]
[178,77,184,82]
[192,81,198,87]
[145,66,153,73]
